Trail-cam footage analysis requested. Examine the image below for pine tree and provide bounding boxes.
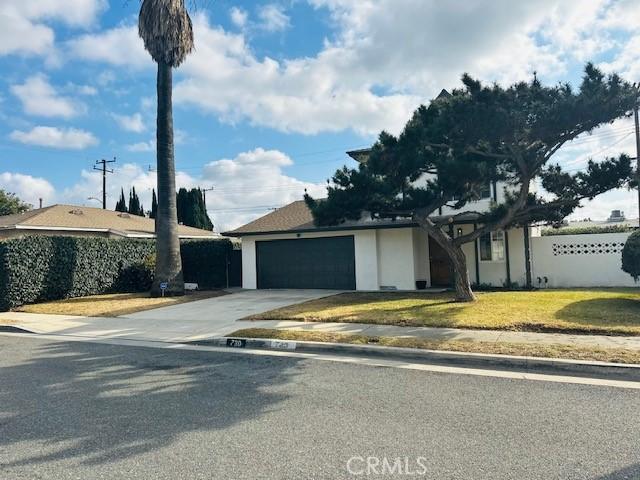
[306,64,638,302]
[115,188,127,213]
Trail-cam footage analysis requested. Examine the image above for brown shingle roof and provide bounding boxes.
[224,200,421,236]
[0,204,217,238]
[224,200,484,236]
[224,201,316,235]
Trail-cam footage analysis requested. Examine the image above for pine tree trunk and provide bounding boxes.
[415,214,476,302]
[448,244,476,302]
[151,61,184,297]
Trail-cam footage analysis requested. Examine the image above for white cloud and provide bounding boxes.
[72,84,98,96]
[0,172,55,208]
[11,75,86,119]
[0,0,106,57]
[257,4,290,32]
[200,148,326,231]
[68,24,151,69]
[126,140,155,152]
[0,12,54,56]
[63,1,640,140]
[112,112,145,133]
[62,163,163,211]
[97,70,116,86]
[230,6,248,28]
[59,148,326,230]
[10,126,98,150]
[4,0,107,27]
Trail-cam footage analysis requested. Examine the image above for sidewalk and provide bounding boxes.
[1,310,640,351]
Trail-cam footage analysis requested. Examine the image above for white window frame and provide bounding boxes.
[478,230,506,263]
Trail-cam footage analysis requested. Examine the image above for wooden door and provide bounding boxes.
[429,236,453,287]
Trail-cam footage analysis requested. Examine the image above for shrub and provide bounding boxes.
[622,230,640,281]
[0,236,155,310]
[0,236,234,310]
[181,239,234,289]
[542,224,634,236]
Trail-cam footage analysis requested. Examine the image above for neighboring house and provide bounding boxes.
[0,204,218,240]
[224,149,537,291]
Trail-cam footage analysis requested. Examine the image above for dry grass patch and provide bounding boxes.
[14,290,227,317]
[246,288,640,336]
[230,328,640,364]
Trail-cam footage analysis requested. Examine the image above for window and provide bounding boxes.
[452,183,492,202]
[479,183,492,200]
[479,230,505,262]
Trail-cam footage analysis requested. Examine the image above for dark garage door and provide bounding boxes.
[256,236,356,290]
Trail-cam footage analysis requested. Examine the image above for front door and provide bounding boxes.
[429,236,453,287]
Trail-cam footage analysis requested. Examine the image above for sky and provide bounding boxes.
[0,0,639,232]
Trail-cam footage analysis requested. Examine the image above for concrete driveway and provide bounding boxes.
[123,289,339,322]
[0,289,341,342]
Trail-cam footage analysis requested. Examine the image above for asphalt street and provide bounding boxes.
[0,335,638,480]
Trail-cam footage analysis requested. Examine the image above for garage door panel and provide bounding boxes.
[256,236,356,290]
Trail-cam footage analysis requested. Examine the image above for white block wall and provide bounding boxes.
[531,232,636,288]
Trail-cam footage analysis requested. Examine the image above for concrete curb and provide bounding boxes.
[190,336,640,382]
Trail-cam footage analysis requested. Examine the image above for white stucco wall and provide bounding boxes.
[376,228,416,290]
[241,236,257,289]
[412,228,430,285]
[531,232,636,288]
[239,229,379,290]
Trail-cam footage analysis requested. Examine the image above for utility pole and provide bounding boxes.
[635,106,640,222]
[93,158,115,209]
[202,186,214,206]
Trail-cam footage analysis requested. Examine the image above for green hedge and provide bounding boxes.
[181,239,234,289]
[0,236,234,311]
[542,225,634,236]
[622,230,640,281]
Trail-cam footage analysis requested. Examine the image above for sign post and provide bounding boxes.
[159,282,168,297]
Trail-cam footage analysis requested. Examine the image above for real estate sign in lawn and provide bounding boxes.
[247,289,640,336]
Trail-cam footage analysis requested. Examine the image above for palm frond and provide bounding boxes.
[139,0,194,67]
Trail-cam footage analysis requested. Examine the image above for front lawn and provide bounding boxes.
[13,290,227,317]
[246,289,640,336]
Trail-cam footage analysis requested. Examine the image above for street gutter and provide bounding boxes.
[190,336,640,382]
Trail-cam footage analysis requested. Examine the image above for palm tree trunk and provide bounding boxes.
[151,61,184,297]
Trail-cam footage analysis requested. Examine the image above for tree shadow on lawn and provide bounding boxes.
[0,339,300,467]
[554,297,640,329]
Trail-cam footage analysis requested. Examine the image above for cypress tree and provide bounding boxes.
[128,187,144,216]
[150,189,158,219]
[115,188,127,213]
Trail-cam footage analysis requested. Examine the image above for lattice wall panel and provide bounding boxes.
[552,242,626,256]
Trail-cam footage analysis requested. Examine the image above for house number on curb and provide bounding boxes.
[270,340,296,350]
[226,338,247,348]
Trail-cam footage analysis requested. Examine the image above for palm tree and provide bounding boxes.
[138,0,194,296]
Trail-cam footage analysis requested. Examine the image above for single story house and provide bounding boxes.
[225,144,636,292]
[0,204,218,240]
[224,199,534,291]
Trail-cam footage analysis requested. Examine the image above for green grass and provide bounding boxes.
[245,288,640,336]
[230,328,640,364]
